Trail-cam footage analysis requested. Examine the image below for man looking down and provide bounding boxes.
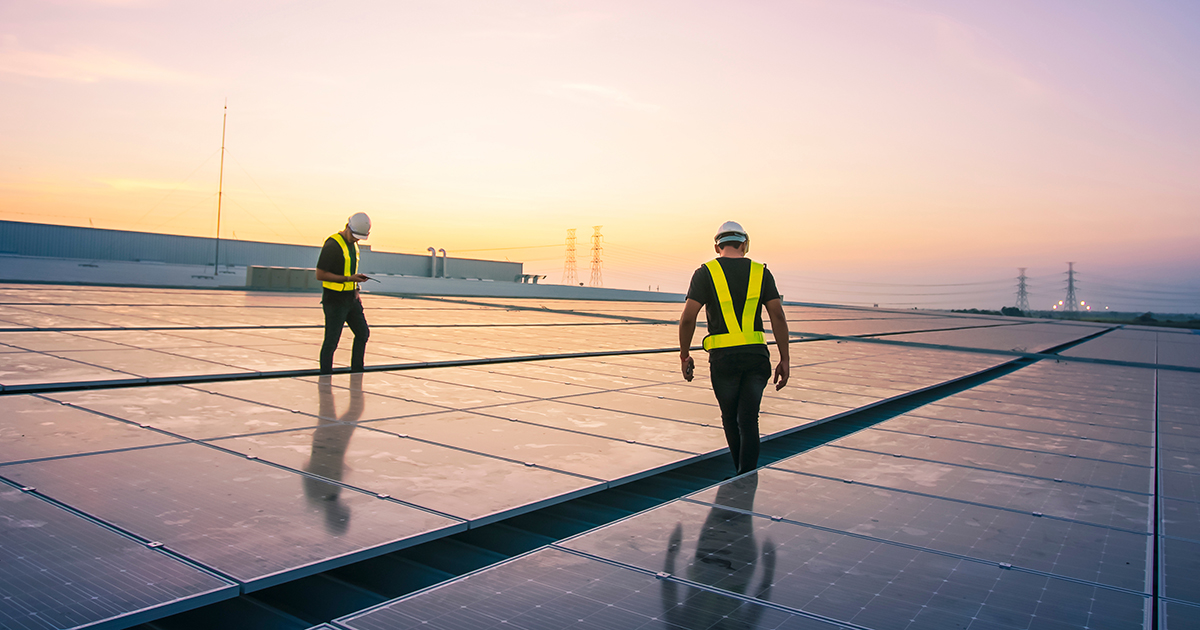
[315,212,372,374]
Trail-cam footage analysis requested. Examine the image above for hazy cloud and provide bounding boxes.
[0,37,198,84]
[543,82,661,112]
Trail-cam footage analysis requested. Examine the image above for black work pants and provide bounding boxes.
[320,293,369,374]
[710,353,771,475]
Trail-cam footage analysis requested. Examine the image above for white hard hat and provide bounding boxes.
[348,212,371,240]
[714,220,748,245]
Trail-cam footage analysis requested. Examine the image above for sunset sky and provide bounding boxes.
[2,0,1198,311]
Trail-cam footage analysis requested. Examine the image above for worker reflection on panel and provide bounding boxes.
[303,373,365,535]
[661,473,776,627]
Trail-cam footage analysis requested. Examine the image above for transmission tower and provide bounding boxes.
[1015,268,1030,313]
[562,228,578,285]
[1064,262,1079,317]
[588,226,603,288]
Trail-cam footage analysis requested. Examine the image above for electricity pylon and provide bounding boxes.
[562,229,577,285]
[1016,268,1030,313]
[1064,262,1079,317]
[588,226,603,288]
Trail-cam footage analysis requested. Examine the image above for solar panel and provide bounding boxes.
[1158,335,1200,369]
[48,385,333,440]
[1161,470,1200,503]
[0,394,180,464]
[886,322,1101,353]
[1162,599,1200,630]
[828,429,1154,493]
[2,283,1192,629]
[210,424,599,524]
[1161,537,1200,605]
[338,547,846,630]
[339,372,539,409]
[911,403,1154,445]
[0,443,462,589]
[561,497,1148,629]
[364,411,694,482]
[770,446,1151,532]
[866,413,1153,465]
[0,484,235,630]
[1059,329,1159,364]
[0,352,134,388]
[688,470,1150,592]
[480,399,729,454]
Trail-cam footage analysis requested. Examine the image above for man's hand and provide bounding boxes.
[350,273,370,283]
[681,355,695,382]
[773,361,789,390]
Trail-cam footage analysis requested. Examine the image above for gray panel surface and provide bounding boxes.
[874,413,1153,465]
[214,425,598,523]
[1163,498,1200,542]
[330,372,537,409]
[1162,470,1200,503]
[52,348,253,378]
[689,471,1150,592]
[1163,599,1200,630]
[0,352,134,387]
[562,499,1147,629]
[831,430,1153,493]
[770,447,1152,532]
[1,443,461,587]
[912,402,1155,446]
[481,400,729,454]
[48,386,327,440]
[366,411,691,482]
[199,375,443,423]
[1162,537,1200,605]
[1060,329,1158,364]
[0,486,235,630]
[0,395,178,464]
[339,547,841,630]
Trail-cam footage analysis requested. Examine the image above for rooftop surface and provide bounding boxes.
[0,284,1196,629]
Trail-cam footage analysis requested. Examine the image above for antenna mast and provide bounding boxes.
[214,100,227,274]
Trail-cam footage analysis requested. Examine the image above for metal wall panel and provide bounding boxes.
[0,220,522,281]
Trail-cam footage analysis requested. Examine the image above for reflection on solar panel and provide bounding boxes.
[0,283,1194,629]
[340,547,845,630]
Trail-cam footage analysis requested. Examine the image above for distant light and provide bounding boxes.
[1052,305,1057,309]
[1105,306,1109,310]
[1086,306,1091,310]
[1080,301,1085,305]
[1058,300,1064,305]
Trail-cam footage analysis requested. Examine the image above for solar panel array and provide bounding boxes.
[0,283,1194,629]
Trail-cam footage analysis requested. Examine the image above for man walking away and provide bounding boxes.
[315,212,372,374]
[679,221,790,476]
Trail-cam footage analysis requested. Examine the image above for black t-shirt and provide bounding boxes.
[687,257,780,360]
[317,235,357,302]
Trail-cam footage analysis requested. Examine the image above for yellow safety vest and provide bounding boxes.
[702,258,766,351]
[321,232,359,292]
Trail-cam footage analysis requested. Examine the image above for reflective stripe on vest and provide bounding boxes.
[321,232,359,291]
[701,258,766,352]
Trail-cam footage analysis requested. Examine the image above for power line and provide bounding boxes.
[452,244,562,253]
